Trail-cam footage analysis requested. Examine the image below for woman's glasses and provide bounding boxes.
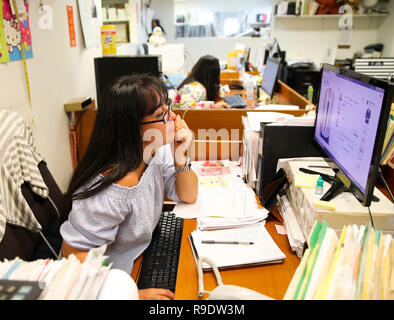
[141,99,172,125]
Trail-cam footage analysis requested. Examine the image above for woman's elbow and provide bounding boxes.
[179,190,198,204]
[185,195,198,204]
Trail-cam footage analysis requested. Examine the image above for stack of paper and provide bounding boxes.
[197,215,267,231]
[277,194,306,258]
[0,245,111,300]
[189,223,286,270]
[174,161,269,226]
[245,112,295,132]
[284,221,394,300]
[241,116,259,188]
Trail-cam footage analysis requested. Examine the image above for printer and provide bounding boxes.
[284,62,320,105]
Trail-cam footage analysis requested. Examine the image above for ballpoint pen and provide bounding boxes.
[201,240,254,245]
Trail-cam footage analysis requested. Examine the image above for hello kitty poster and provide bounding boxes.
[0,1,9,63]
[1,0,33,63]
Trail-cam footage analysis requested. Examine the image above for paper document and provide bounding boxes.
[190,223,286,270]
[255,104,299,110]
[294,173,320,188]
[199,187,265,218]
[246,112,295,131]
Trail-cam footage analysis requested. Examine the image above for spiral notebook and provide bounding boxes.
[189,223,286,270]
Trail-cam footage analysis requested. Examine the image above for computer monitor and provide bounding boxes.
[261,57,280,99]
[314,64,394,207]
[94,55,162,107]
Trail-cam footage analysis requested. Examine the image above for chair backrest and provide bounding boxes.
[0,161,68,261]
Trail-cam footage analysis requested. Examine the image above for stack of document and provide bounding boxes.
[241,116,259,188]
[0,245,111,300]
[174,161,269,227]
[189,223,286,270]
[277,194,306,258]
[284,221,394,300]
[195,185,269,230]
[181,161,284,271]
[197,215,266,231]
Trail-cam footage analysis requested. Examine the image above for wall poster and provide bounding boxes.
[1,0,33,63]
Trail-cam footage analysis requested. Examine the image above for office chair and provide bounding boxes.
[0,110,68,261]
[0,160,68,261]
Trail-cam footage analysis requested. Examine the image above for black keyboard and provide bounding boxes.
[224,93,247,108]
[137,212,183,292]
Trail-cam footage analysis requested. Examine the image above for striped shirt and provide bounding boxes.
[60,144,181,273]
[0,110,48,242]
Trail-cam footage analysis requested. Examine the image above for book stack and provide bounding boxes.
[380,110,394,168]
[0,245,111,300]
[284,221,393,300]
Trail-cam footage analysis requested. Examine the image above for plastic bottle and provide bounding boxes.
[245,78,254,100]
[256,76,262,99]
[101,25,117,56]
[315,176,324,195]
[307,84,314,103]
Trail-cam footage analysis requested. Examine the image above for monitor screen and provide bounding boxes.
[94,56,161,107]
[261,58,280,98]
[314,65,392,206]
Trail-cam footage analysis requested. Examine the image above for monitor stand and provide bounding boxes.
[299,167,380,203]
[320,177,348,201]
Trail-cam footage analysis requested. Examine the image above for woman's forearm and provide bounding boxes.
[175,169,198,204]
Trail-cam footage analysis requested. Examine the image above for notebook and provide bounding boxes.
[189,223,286,270]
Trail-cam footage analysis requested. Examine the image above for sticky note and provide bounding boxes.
[275,224,287,235]
[294,173,320,188]
[314,200,336,211]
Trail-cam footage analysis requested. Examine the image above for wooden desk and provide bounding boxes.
[131,212,300,300]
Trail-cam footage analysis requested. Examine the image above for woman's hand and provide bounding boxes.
[138,288,175,300]
[173,115,193,167]
[213,101,231,109]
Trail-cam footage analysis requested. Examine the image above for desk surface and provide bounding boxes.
[131,212,301,300]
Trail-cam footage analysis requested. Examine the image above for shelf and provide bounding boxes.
[274,13,388,19]
[103,19,129,23]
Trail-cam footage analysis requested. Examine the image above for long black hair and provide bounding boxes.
[65,74,168,207]
[178,55,220,101]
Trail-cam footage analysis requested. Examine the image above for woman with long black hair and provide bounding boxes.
[175,55,230,109]
[60,74,198,300]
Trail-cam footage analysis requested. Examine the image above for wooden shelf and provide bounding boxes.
[103,19,129,23]
[274,13,388,19]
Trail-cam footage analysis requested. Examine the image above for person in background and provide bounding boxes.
[60,74,198,300]
[148,19,166,37]
[174,55,230,109]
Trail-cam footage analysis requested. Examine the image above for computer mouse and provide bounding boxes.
[207,284,273,300]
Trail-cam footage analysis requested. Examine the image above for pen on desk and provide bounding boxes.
[201,240,254,245]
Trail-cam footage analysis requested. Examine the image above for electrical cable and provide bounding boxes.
[367,206,375,229]
[378,167,394,203]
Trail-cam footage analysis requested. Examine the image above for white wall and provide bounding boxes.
[151,0,272,69]
[173,0,272,26]
[272,15,386,65]
[151,0,394,70]
[0,1,101,191]
[378,0,394,57]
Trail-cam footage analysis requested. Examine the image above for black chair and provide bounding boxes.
[0,161,68,261]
